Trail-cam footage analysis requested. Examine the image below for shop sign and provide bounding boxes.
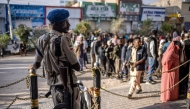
[84,17,113,21]
[120,3,140,15]
[10,5,45,18]
[141,8,165,21]
[122,15,139,21]
[32,18,44,28]
[82,2,116,18]
[168,14,180,18]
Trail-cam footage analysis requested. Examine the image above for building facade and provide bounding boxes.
[80,1,117,31]
[181,1,190,31]
[151,0,182,9]
[118,0,142,34]
[0,4,6,34]
[60,0,75,6]
[8,4,45,29]
[140,6,166,30]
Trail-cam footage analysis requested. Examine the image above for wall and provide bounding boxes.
[181,2,190,22]
[165,6,181,14]
[60,0,74,6]
[0,4,6,33]
[0,18,5,33]
[181,2,190,30]
[9,4,45,29]
[151,0,182,9]
[100,21,110,32]
[88,21,110,32]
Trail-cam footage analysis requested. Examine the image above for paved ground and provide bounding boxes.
[0,54,187,109]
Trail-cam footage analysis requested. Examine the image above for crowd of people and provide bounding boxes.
[72,29,190,101]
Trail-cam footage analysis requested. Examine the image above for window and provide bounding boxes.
[189,6,190,11]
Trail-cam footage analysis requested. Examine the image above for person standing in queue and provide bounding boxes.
[113,38,123,79]
[120,39,129,81]
[122,37,147,98]
[94,35,102,64]
[146,30,158,84]
[28,9,80,108]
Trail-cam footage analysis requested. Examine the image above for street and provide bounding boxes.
[0,54,187,109]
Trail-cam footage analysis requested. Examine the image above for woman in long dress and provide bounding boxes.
[160,41,180,102]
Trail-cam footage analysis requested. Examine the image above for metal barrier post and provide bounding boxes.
[187,62,190,109]
[93,62,101,109]
[29,68,39,109]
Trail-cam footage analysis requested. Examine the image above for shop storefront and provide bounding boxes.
[9,4,45,29]
[80,2,116,32]
[164,14,184,29]
[0,4,6,33]
[45,6,82,30]
[119,2,141,33]
[141,7,166,30]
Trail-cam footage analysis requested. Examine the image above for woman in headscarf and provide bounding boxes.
[160,40,181,102]
[110,34,119,46]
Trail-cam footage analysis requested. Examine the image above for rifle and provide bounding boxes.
[54,36,72,109]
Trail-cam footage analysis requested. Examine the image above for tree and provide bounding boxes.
[65,0,77,6]
[0,34,11,49]
[75,21,91,38]
[136,19,152,37]
[15,24,31,44]
[32,26,49,43]
[111,18,126,36]
[65,1,72,7]
[161,23,174,35]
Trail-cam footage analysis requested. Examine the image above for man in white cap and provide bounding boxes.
[105,40,114,75]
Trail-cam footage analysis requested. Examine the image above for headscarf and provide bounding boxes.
[160,39,165,45]
[173,36,181,41]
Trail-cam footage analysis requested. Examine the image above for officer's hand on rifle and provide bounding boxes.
[28,65,34,71]
[28,62,41,70]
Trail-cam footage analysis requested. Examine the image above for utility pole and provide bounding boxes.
[7,0,13,39]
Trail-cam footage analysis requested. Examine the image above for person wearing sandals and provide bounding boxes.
[122,37,147,98]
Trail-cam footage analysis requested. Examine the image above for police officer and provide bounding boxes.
[28,9,80,108]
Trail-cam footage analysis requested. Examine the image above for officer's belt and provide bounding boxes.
[45,84,79,98]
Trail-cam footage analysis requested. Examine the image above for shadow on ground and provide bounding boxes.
[139,100,186,109]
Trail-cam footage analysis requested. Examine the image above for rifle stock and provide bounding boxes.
[59,66,68,89]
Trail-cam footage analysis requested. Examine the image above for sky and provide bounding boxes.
[0,0,158,6]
